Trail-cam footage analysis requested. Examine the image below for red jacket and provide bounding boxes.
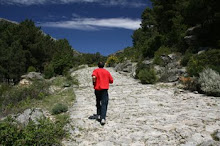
[92,68,113,90]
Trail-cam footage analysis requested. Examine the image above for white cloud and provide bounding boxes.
[1,0,47,5]
[40,17,141,31]
[0,0,146,7]
[59,0,100,4]
[72,13,81,18]
[105,0,146,7]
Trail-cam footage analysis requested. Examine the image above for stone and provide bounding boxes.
[154,53,186,82]
[96,141,114,146]
[131,63,137,78]
[142,59,153,65]
[159,68,184,82]
[184,35,197,45]
[16,109,32,125]
[184,25,201,46]
[216,130,220,140]
[160,55,172,65]
[154,65,165,74]
[0,18,18,24]
[199,140,220,146]
[21,72,44,80]
[213,129,220,141]
[18,78,32,86]
[16,108,45,126]
[115,60,132,72]
[186,25,201,35]
[114,60,137,78]
[64,82,71,87]
[49,85,62,94]
[198,50,205,55]
[78,64,89,68]
[62,66,220,146]
[30,108,45,123]
[69,64,89,73]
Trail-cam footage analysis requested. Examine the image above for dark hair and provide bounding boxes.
[98,62,105,68]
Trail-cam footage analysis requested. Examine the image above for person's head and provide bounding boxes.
[98,62,105,68]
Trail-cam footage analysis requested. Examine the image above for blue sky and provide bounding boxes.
[0,0,151,56]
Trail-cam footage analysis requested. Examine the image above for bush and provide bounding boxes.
[142,34,164,58]
[106,56,119,67]
[137,68,157,84]
[181,50,193,66]
[51,73,79,88]
[0,117,21,145]
[198,68,220,96]
[0,83,11,97]
[1,81,50,114]
[179,76,199,91]
[52,103,68,115]
[65,72,79,87]
[27,66,36,73]
[187,49,220,76]
[44,63,55,79]
[0,117,66,145]
[135,62,150,79]
[153,46,172,65]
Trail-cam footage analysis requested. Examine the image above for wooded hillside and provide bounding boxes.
[0,19,106,83]
[116,0,220,70]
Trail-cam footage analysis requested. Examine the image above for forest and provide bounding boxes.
[115,0,220,76]
[0,19,106,84]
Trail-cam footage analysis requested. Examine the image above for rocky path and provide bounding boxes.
[63,67,220,146]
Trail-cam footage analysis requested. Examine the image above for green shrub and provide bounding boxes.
[179,76,199,91]
[106,56,119,67]
[0,117,66,145]
[52,103,68,115]
[198,68,220,96]
[51,73,79,88]
[0,83,11,97]
[142,34,164,58]
[44,63,55,79]
[27,66,36,73]
[65,72,79,87]
[0,117,21,145]
[137,68,157,84]
[187,49,220,76]
[55,114,70,126]
[153,46,172,65]
[1,81,50,114]
[181,50,193,66]
[135,62,150,79]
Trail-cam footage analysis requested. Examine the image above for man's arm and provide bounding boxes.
[109,73,113,84]
[92,70,97,86]
[92,76,96,85]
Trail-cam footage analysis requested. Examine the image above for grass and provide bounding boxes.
[51,76,66,87]
[51,74,79,87]
[0,75,77,145]
[37,88,75,111]
[0,75,77,117]
[1,88,75,117]
[0,115,69,145]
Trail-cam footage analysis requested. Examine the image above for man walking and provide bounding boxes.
[92,62,113,125]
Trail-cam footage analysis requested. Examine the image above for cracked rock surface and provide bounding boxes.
[62,67,220,146]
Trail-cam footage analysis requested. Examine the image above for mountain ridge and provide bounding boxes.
[0,17,81,55]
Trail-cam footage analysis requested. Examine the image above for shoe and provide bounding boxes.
[100,119,106,125]
[97,115,101,121]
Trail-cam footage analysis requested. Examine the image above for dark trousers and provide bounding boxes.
[95,89,109,120]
